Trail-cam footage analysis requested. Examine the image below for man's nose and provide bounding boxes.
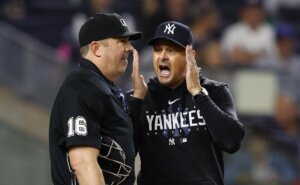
[158,50,168,60]
[125,41,133,51]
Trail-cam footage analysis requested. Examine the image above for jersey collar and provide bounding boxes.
[79,58,115,86]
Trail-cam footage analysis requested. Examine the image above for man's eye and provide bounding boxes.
[154,48,162,52]
[119,39,127,43]
[168,49,174,53]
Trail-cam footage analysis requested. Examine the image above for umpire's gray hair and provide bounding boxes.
[80,45,89,57]
[80,40,108,57]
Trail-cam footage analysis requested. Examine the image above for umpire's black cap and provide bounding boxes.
[79,13,142,47]
[148,21,194,49]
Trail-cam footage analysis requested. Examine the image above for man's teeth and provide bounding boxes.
[161,69,170,75]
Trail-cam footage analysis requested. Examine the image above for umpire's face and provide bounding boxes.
[100,37,133,79]
[153,39,186,89]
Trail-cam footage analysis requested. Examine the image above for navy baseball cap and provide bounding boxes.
[148,21,194,49]
[79,13,142,47]
[276,23,295,39]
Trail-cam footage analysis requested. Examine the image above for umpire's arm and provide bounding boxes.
[69,147,105,185]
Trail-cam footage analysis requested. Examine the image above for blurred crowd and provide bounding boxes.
[0,0,299,184]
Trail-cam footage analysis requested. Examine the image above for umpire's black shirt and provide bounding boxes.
[49,58,135,185]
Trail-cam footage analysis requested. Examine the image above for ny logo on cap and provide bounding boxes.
[164,23,176,35]
[120,19,127,26]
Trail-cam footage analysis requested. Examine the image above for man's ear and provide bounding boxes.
[90,41,101,57]
[192,49,196,57]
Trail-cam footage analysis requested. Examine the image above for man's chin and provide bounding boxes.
[157,77,171,85]
[117,66,127,76]
[120,68,127,74]
[157,76,184,89]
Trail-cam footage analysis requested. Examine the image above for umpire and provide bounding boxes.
[49,13,141,185]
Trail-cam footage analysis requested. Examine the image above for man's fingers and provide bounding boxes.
[186,45,193,67]
[186,45,197,69]
[140,75,147,85]
[189,46,197,68]
[128,45,134,52]
[185,45,201,78]
[132,49,140,75]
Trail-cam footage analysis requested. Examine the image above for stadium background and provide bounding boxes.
[0,0,299,184]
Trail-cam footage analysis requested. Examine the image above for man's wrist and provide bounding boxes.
[192,87,208,100]
[190,87,201,96]
[132,92,145,99]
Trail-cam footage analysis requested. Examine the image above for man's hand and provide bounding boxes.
[131,49,148,99]
[186,45,201,96]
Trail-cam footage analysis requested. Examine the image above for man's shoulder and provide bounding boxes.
[64,67,95,83]
[61,68,111,96]
[201,77,226,87]
[201,77,227,95]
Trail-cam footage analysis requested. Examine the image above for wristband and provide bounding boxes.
[192,87,208,100]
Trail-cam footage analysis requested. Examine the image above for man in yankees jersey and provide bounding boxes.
[127,21,245,185]
[49,13,141,185]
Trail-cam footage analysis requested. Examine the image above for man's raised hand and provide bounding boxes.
[185,45,201,96]
[131,49,148,99]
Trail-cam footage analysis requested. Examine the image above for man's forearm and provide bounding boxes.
[75,162,105,185]
[69,147,106,185]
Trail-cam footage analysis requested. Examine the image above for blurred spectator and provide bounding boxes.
[57,0,115,62]
[221,0,276,67]
[256,23,300,81]
[164,0,190,23]
[264,0,300,17]
[58,0,138,63]
[137,0,192,52]
[1,0,77,48]
[271,94,300,168]
[0,0,27,21]
[137,0,196,43]
[255,22,300,111]
[225,128,298,185]
[69,0,116,39]
[133,0,192,89]
[137,0,165,47]
[189,1,223,69]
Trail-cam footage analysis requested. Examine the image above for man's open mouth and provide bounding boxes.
[159,64,170,76]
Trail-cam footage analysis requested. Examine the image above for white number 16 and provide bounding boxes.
[67,116,88,137]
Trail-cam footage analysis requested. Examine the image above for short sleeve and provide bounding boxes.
[59,80,104,150]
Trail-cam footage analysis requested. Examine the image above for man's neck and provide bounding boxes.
[83,56,116,81]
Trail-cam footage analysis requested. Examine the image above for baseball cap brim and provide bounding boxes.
[148,36,186,48]
[116,31,142,41]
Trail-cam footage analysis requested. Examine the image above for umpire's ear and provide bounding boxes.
[90,41,102,57]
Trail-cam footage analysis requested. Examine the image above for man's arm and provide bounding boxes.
[185,45,245,153]
[127,49,148,153]
[193,86,245,153]
[69,146,105,185]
